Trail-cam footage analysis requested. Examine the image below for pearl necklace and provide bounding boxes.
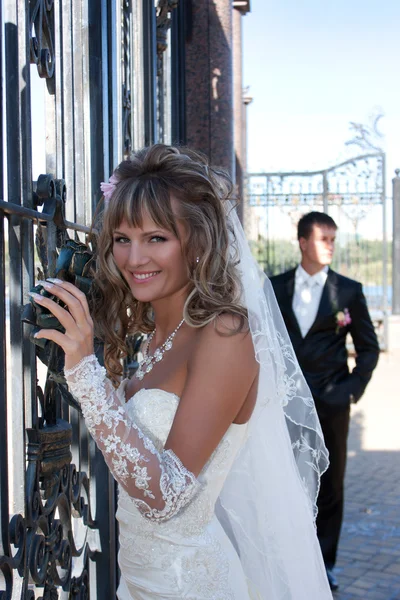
[135,318,185,380]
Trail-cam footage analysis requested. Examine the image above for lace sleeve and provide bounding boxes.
[64,354,201,522]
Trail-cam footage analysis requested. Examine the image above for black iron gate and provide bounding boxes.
[0,1,184,598]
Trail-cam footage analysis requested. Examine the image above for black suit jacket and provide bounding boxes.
[270,268,380,415]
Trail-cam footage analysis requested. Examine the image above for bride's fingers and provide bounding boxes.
[34,326,94,362]
[37,280,93,328]
[33,327,70,351]
[46,279,92,322]
[31,293,94,360]
[29,292,80,333]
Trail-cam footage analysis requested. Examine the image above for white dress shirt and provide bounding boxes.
[292,265,329,338]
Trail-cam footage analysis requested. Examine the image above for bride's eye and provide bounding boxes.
[113,236,130,244]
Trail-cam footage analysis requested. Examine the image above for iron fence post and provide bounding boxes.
[392,169,400,315]
[381,154,388,349]
[322,171,329,213]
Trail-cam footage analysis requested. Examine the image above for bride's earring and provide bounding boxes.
[196,256,199,264]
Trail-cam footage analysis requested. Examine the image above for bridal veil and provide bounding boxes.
[216,206,332,598]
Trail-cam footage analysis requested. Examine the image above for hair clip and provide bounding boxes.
[100,173,119,205]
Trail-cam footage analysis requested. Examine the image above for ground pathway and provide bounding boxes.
[333,317,400,600]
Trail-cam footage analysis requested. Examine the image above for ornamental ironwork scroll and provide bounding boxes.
[345,109,385,155]
[0,179,98,600]
[23,420,94,600]
[29,0,55,94]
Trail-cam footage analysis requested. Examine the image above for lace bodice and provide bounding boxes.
[65,355,247,527]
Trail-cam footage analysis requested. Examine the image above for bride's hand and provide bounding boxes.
[29,278,94,370]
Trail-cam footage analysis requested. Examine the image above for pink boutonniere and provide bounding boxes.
[335,308,351,333]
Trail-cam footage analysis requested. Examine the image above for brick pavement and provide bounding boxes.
[332,317,400,600]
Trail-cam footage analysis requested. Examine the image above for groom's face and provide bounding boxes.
[299,224,337,269]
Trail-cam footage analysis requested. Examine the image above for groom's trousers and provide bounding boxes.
[316,406,350,569]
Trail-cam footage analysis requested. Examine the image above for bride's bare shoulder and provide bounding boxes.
[189,312,256,373]
[201,312,249,337]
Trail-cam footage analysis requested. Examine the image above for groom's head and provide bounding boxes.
[298,212,337,272]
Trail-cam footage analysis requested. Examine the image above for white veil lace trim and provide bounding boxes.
[216,206,332,598]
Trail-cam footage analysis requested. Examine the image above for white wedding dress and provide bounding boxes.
[117,387,250,599]
[65,355,252,600]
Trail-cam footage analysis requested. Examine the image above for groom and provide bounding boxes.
[270,211,379,591]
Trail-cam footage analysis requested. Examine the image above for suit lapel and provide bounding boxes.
[305,269,338,337]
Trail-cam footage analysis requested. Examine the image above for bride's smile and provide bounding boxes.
[112,206,190,306]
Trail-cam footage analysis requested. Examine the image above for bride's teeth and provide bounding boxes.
[135,272,158,280]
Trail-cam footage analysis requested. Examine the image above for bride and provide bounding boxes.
[30,145,333,598]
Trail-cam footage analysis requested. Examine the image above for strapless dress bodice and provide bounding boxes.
[113,383,251,599]
[115,382,248,537]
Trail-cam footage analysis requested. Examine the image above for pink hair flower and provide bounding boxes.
[100,173,119,204]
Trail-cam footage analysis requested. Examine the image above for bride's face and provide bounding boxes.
[111,205,190,304]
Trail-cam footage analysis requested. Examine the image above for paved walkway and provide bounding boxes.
[333,316,400,600]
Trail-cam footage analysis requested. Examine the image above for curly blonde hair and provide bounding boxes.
[91,144,247,382]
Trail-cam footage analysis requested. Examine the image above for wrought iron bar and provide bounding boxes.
[143,0,158,145]
[156,0,179,143]
[248,152,385,178]
[0,2,12,594]
[322,172,329,213]
[381,154,388,350]
[247,193,384,208]
[393,170,400,315]
[131,0,145,150]
[170,2,186,144]
[0,200,93,235]
[122,0,133,157]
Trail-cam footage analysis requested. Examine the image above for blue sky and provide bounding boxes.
[243,0,400,178]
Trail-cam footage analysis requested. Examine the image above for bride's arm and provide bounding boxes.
[64,354,201,522]
[32,281,257,522]
[64,316,257,521]
[165,315,258,475]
